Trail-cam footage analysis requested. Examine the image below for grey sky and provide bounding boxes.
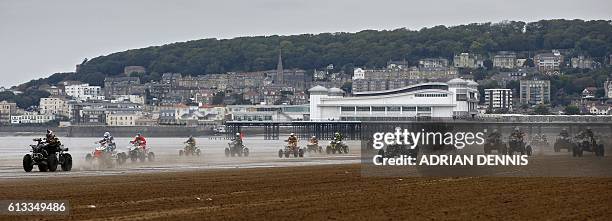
[1,0,611,88]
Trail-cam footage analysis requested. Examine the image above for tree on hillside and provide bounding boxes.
[533,104,550,115]
[564,105,580,115]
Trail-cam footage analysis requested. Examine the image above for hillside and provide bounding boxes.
[19,19,612,89]
[4,19,611,109]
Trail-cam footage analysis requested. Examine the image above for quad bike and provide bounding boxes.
[225,140,249,157]
[553,136,573,152]
[179,143,201,156]
[127,141,155,162]
[278,142,304,158]
[572,137,605,157]
[326,140,349,154]
[85,143,127,168]
[530,135,550,149]
[507,136,532,156]
[306,141,322,153]
[483,136,507,154]
[23,138,72,172]
[376,143,419,164]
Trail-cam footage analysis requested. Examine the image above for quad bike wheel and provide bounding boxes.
[278,149,284,158]
[573,145,583,157]
[85,153,93,162]
[148,152,155,162]
[61,153,73,171]
[23,154,33,172]
[225,148,230,157]
[47,154,58,172]
[139,152,146,162]
[526,145,533,156]
[326,146,332,154]
[38,163,48,172]
[298,149,304,157]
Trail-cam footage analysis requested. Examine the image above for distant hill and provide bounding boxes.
[7,19,612,109]
[18,19,610,89]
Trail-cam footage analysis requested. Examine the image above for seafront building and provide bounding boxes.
[309,78,479,121]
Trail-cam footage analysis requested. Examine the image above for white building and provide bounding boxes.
[309,79,479,121]
[111,95,145,105]
[604,78,612,99]
[534,50,563,75]
[39,97,69,117]
[453,53,483,68]
[493,51,517,69]
[11,112,56,124]
[352,68,365,80]
[65,84,103,101]
[484,89,513,111]
[227,105,309,122]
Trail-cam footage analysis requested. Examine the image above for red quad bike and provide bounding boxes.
[127,141,155,162]
[85,142,127,168]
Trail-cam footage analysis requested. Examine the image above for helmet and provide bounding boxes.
[311,136,316,138]
[104,132,110,138]
[46,129,54,137]
[514,127,519,131]
[290,133,295,136]
[493,129,498,133]
[561,128,567,132]
[136,133,141,137]
[236,133,240,136]
[335,132,340,135]
[586,127,592,130]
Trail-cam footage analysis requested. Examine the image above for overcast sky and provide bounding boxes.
[1,0,611,87]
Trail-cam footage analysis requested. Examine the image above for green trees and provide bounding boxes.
[70,19,610,79]
[9,19,612,108]
[0,89,50,109]
[564,105,580,115]
[533,104,550,115]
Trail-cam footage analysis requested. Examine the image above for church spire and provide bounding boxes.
[276,47,284,84]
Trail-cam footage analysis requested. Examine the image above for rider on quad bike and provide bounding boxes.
[576,127,596,145]
[510,127,525,142]
[45,130,61,152]
[309,136,318,145]
[288,133,299,148]
[559,128,570,138]
[488,129,502,142]
[185,135,196,150]
[232,132,243,147]
[575,127,597,150]
[131,133,147,149]
[334,132,344,143]
[98,132,116,152]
